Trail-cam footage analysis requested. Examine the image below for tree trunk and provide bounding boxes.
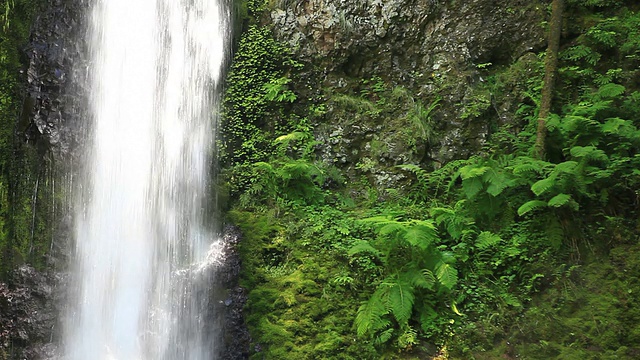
[535,0,564,159]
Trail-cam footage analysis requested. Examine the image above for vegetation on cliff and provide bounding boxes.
[0,0,52,280]
[221,0,640,358]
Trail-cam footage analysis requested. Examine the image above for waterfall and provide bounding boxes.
[63,0,229,359]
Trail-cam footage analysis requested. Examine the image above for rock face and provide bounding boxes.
[270,0,546,169]
[0,266,60,360]
[218,226,251,360]
[272,0,544,77]
[22,0,88,160]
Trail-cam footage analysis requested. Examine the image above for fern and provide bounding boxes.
[355,288,391,337]
[531,177,556,196]
[435,261,458,290]
[545,216,565,250]
[396,164,430,198]
[374,328,394,345]
[348,240,382,258]
[462,176,484,199]
[403,224,437,250]
[547,193,572,208]
[596,83,625,100]
[459,165,490,180]
[397,326,418,349]
[517,200,548,216]
[476,231,502,249]
[401,268,435,291]
[431,201,474,240]
[511,157,551,176]
[379,222,407,237]
[385,278,415,324]
[484,168,511,196]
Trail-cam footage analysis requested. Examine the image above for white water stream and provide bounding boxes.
[64,0,229,358]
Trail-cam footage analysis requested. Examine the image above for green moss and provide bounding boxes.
[0,0,52,279]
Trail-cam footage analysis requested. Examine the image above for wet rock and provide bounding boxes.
[0,266,60,360]
[272,0,544,80]
[218,226,251,360]
[22,0,88,161]
[270,0,546,167]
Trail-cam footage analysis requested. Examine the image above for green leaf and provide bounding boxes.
[517,200,548,216]
[553,161,579,174]
[462,177,483,199]
[379,222,406,236]
[401,268,435,290]
[355,288,390,337]
[403,225,437,249]
[435,262,458,290]
[597,83,625,99]
[387,280,415,325]
[374,328,394,345]
[485,169,510,196]
[476,231,502,249]
[459,165,490,180]
[348,240,382,257]
[546,216,564,250]
[274,131,306,143]
[547,193,572,208]
[531,177,555,196]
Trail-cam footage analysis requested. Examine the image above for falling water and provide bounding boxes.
[63,0,229,359]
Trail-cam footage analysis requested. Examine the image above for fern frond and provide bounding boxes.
[459,165,490,180]
[435,262,458,290]
[462,177,483,199]
[511,157,550,175]
[531,177,556,196]
[348,240,382,257]
[569,146,608,163]
[281,161,312,179]
[546,215,565,250]
[397,164,429,185]
[403,224,437,250]
[484,168,511,196]
[517,200,548,216]
[476,231,502,249]
[379,222,407,237]
[274,131,307,143]
[386,279,415,325]
[355,288,390,337]
[562,115,599,132]
[553,161,579,174]
[547,193,572,208]
[601,117,639,140]
[253,161,274,172]
[440,251,456,264]
[546,113,562,131]
[418,304,438,333]
[500,292,523,308]
[374,328,394,345]
[422,269,437,288]
[401,268,435,290]
[596,83,625,100]
[431,203,474,240]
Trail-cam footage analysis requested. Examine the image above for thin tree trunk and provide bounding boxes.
[535,0,564,159]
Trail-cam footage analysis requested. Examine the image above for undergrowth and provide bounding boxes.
[221,1,640,359]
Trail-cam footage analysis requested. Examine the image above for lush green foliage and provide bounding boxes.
[220,25,302,168]
[0,0,53,279]
[222,1,640,359]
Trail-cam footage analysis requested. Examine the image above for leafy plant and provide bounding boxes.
[350,216,457,349]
